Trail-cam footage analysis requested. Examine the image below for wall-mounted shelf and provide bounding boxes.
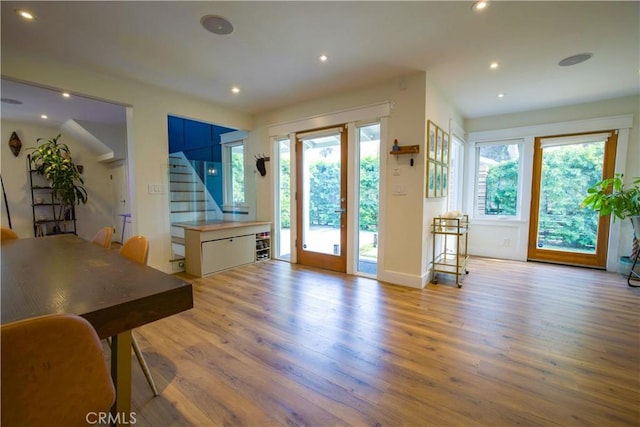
[390,144,420,166]
[389,145,420,155]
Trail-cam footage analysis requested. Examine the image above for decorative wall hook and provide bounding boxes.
[255,154,270,177]
[8,131,22,157]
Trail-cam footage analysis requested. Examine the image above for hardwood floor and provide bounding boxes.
[127,258,640,426]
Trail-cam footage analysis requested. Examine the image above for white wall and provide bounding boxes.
[464,95,639,270]
[252,72,429,287]
[2,47,252,272]
[423,75,465,282]
[1,120,114,241]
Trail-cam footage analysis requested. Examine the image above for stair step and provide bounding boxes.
[170,182,204,191]
[171,201,209,210]
[172,242,185,257]
[169,176,198,183]
[170,211,211,223]
[171,236,185,245]
[170,208,218,214]
[171,226,185,238]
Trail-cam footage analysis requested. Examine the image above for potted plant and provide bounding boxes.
[582,173,640,267]
[29,134,87,233]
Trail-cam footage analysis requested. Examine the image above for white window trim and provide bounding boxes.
[473,139,525,221]
[221,131,248,210]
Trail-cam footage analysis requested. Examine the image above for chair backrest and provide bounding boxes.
[0,227,18,241]
[92,226,113,248]
[120,235,149,265]
[1,314,115,427]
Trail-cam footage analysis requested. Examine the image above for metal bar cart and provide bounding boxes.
[430,215,469,287]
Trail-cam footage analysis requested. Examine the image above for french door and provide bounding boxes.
[296,125,347,272]
[528,131,617,267]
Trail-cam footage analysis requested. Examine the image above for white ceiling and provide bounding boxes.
[1,1,638,126]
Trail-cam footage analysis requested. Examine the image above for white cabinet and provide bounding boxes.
[201,234,255,275]
[180,221,271,277]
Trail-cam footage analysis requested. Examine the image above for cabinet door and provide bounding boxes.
[201,234,254,275]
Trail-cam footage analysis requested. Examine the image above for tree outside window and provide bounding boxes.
[230,144,245,205]
[476,143,520,216]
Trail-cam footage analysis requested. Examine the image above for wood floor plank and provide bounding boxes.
[125,257,640,426]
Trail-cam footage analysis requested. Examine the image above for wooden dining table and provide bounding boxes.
[1,234,193,425]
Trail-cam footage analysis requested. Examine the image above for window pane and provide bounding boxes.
[357,123,380,275]
[447,137,463,212]
[231,144,245,204]
[536,141,604,253]
[277,139,291,260]
[477,143,520,216]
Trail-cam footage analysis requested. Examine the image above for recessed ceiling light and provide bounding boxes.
[497,93,505,98]
[201,15,234,35]
[62,92,71,98]
[472,1,489,12]
[40,114,48,119]
[319,55,328,62]
[231,86,240,94]
[490,62,499,70]
[15,9,34,20]
[558,53,593,67]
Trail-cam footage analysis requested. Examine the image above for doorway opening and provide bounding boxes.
[356,123,380,276]
[296,125,347,272]
[528,130,617,267]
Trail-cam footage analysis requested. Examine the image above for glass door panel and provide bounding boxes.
[277,138,291,260]
[528,131,617,267]
[357,123,380,276]
[296,126,347,272]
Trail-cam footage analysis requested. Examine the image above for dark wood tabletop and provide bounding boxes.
[1,234,193,338]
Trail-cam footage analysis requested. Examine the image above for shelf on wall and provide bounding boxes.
[389,145,420,155]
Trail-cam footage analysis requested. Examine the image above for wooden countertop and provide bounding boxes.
[172,220,271,232]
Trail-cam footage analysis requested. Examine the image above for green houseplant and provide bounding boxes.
[582,173,640,261]
[29,134,87,233]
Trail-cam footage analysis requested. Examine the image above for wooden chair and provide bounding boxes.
[118,235,158,396]
[1,314,115,427]
[120,235,149,265]
[0,227,18,241]
[91,226,113,248]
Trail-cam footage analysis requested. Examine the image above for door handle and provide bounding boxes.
[334,208,346,213]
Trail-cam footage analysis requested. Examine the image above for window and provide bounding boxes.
[221,131,248,208]
[447,135,464,212]
[475,140,522,217]
[276,137,292,260]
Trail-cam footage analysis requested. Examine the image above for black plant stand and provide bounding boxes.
[628,251,640,287]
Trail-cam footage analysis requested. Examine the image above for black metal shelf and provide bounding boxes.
[28,154,77,237]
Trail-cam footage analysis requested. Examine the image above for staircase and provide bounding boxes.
[169,153,222,269]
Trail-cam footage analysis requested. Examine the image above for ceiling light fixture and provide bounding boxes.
[490,62,499,70]
[15,9,34,20]
[319,55,328,62]
[497,93,505,98]
[231,87,240,94]
[40,114,48,119]
[62,92,71,98]
[201,15,234,35]
[558,53,593,67]
[472,1,489,12]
